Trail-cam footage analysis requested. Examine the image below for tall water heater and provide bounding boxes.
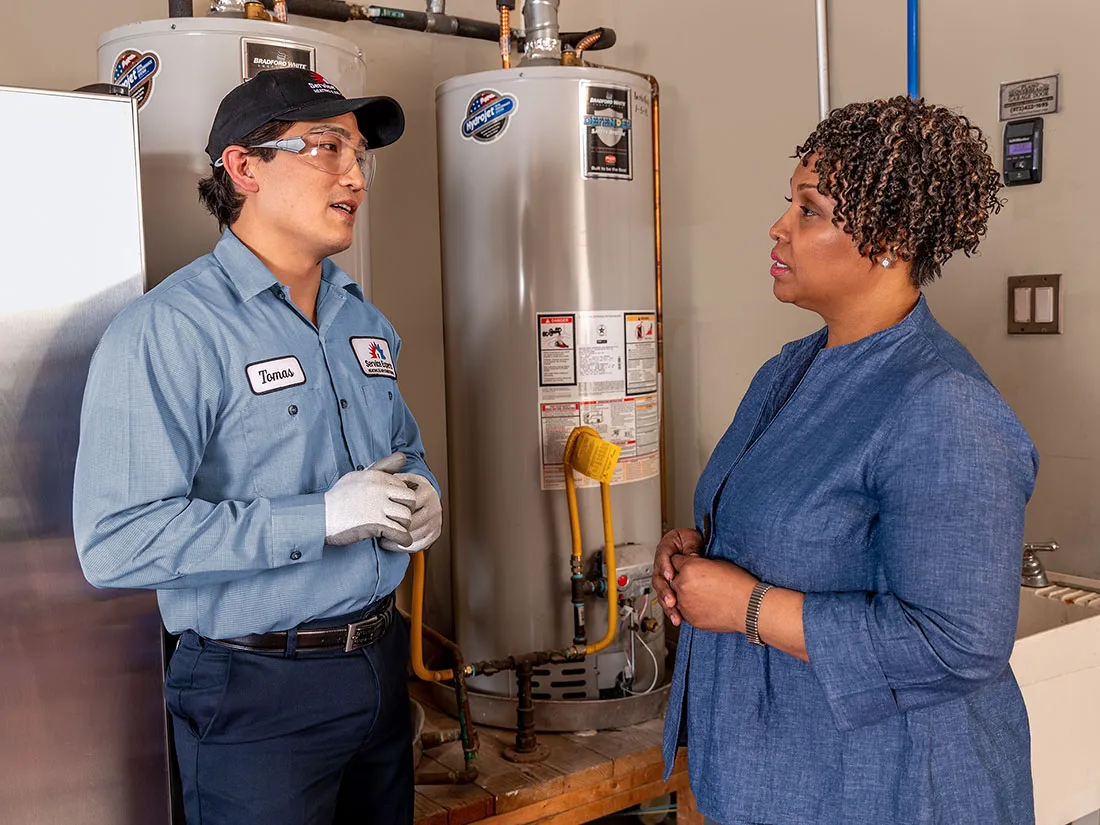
[98,17,372,292]
[437,66,666,722]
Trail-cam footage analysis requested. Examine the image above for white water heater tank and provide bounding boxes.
[98,18,372,292]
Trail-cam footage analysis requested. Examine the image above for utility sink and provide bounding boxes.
[1011,575,1100,825]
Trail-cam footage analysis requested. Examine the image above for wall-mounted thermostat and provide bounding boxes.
[1004,118,1043,186]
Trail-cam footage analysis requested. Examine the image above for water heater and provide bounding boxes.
[437,66,666,722]
[97,17,372,292]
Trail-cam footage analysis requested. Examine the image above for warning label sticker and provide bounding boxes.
[582,83,633,180]
[538,314,576,386]
[625,312,657,396]
[537,310,659,490]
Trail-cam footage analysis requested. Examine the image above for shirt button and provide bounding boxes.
[356,465,365,471]
[340,398,348,409]
[388,391,393,400]
[290,550,302,561]
[288,405,298,416]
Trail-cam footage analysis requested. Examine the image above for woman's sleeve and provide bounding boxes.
[802,371,1038,731]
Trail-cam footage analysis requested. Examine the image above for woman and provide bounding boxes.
[655,96,1037,825]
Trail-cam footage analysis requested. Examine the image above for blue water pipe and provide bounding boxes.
[907,0,919,98]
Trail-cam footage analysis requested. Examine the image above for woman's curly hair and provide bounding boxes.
[795,96,1004,288]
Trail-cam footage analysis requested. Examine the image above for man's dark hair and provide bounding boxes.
[197,120,289,230]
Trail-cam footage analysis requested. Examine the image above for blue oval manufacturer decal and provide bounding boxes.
[461,89,518,144]
[112,50,161,110]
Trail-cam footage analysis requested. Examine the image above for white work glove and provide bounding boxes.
[379,473,442,554]
[323,453,415,547]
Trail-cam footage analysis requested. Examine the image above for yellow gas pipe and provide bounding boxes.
[563,426,621,655]
[410,550,458,682]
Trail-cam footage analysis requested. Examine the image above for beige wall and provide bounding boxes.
[4,0,1097,634]
[828,0,1100,578]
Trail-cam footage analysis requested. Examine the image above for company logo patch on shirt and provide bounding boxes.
[351,337,397,379]
[246,355,307,395]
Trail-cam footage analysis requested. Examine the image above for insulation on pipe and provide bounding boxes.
[260,0,353,21]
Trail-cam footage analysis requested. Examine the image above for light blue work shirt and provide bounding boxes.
[74,230,437,639]
[663,297,1038,824]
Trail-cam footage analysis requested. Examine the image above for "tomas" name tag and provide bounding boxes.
[246,355,306,395]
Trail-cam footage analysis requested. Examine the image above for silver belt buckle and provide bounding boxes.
[344,615,378,653]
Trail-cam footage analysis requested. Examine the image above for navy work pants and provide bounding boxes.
[165,612,413,825]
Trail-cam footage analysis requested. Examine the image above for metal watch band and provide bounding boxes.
[745,581,774,646]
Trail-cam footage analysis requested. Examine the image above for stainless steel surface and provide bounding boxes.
[97,18,373,295]
[209,0,247,16]
[1022,541,1060,588]
[437,67,663,713]
[521,0,561,64]
[0,86,168,824]
[425,680,670,732]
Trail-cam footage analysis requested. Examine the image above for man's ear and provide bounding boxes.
[221,146,261,195]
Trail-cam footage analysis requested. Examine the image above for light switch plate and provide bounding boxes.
[1008,274,1062,334]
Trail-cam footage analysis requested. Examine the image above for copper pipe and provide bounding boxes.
[244,1,271,19]
[499,6,512,69]
[274,0,288,22]
[574,30,601,60]
[651,75,666,535]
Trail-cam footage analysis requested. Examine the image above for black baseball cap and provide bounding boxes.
[205,68,404,163]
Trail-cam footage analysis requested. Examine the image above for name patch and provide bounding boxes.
[351,337,397,379]
[246,355,306,395]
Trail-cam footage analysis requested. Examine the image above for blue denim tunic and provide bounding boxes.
[663,297,1038,824]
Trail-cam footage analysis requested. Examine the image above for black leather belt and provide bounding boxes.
[214,594,394,654]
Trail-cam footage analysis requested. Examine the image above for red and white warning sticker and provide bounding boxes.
[536,310,659,490]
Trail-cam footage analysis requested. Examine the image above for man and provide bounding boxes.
[73,68,441,825]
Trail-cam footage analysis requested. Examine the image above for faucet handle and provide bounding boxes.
[1024,541,1059,553]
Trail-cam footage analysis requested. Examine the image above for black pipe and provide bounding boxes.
[450,646,480,771]
[168,0,194,17]
[451,14,503,40]
[513,660,538,754]
[397,610,480,774]
[368,7,503,42]
[367,8,431,32]
[261,0,352,22]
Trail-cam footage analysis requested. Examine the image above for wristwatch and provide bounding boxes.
[745,581,774,646]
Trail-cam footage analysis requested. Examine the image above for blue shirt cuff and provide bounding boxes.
[402,455,440,496]
[269,493,326,567]
[803,591,899,731]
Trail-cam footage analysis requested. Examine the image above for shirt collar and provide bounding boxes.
[320,257,364,302]
[212,229,364,303]
[780,294,931,362]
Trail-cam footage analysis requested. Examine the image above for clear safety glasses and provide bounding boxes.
[227,128,377,187]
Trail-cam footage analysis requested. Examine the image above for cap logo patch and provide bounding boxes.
[307,72,341,96]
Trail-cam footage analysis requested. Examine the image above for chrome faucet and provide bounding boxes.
[1021,542,1059,587]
